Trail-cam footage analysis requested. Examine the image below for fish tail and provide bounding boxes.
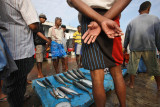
[89,92,93,99]
[66,84,71,87]
[68,98,71,102]
[71,95,74,99]
[77,93,82,97]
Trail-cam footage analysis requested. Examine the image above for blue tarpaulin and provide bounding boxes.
[32,68,127,107]
[137,58,146,73]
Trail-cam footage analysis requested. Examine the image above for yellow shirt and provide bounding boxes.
[73,31,82,45]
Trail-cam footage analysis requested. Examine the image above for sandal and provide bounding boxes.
[0,96,7,102]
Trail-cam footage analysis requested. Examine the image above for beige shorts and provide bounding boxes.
[36,45,45,62]
[127,51,160,76]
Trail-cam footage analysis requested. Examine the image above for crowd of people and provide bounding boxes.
[0,0,160,107]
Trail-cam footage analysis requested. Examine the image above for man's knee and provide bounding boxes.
[90,69,104,82]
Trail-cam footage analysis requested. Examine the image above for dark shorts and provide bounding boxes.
[81,10,123,71]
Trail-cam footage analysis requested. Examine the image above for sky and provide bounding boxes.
[31,0,160,33]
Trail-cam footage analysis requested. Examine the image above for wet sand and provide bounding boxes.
[0,56,160,107]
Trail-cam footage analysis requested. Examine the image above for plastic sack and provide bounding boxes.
[0,35,7,71]
[51,41,67,58]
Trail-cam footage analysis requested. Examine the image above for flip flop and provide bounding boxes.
[27,80,32,84]
[0,96,7,102]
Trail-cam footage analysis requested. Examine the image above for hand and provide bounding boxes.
[46,39,51,46]
[123,48,127,54]
[82,21,101,44]
[100,18,124,39]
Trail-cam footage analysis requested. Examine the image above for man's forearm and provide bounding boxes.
[104,0,131,19]
[68,0,131,23]
[37,32,49,42]
[68,0,107,24]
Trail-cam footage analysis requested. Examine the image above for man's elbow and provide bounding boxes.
[67,0,76,5]
[29,23,39,32]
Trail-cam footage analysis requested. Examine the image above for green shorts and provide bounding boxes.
[127,51,160,76]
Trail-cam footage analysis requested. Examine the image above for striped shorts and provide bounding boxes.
[81,10,123,71]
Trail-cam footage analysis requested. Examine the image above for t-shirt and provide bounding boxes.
[67,0,117,10]
[124,14,160,51]
[73,31,82,45]
[33,23,46,46]
[48,26,64,44]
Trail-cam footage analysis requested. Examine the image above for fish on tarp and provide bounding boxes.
[50,90,63,99]
[56,88,71,101]
[72,69,84,79]
[78,81,92,89]
[67,70,79,80]
[57,87,75,98]
[63,72,77,81]
[80,79,92,86]
[73,81,92,99]
[45,78,55,88]
[77,69,87,79]
[36,80,47,88]
[59,75,72,84]
[55,102,71,107]
[60,86,82,97]
[53,75,69,87]
[42,80,55,89]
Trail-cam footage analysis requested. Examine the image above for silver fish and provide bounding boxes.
[67,70,79,80]
[45,78,55,88]
[57,87,75,98]
[77,69,86,79]
[59,75,72,84]
[36,80,47,88]
[80,79,92,86]
[73,81,92,99]
[63,72,77,81]
[56,88,71,101]
[72,69,84,79]
[53,75,69,87]
[50,90,63,99]
[60,86,82,96]
[78,81,92,89]
[42,80,54,89]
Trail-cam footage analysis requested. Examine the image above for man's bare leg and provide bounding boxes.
[155,76,160,91]
[53,58,59,74]
[110,65,126,107]
[0,80,7,100]
[64,57,68,72]
[80,55,82,68]
[76,55,80,68]
[90,69,106,107]
[61,58,65,71]
[37,62,44,78]
[128,75,135,89]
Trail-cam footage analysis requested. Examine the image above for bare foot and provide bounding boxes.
[38,74,44,78]
[27,80,32,84]
[126,81,134,89]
